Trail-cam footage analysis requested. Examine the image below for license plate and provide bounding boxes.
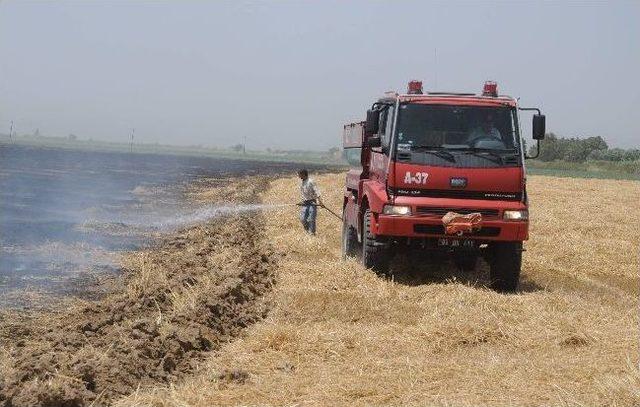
[438,238,475,248]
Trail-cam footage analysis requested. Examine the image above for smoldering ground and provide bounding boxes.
[0,144,332,406]
[0,144,313,307]
[0,169,300,406]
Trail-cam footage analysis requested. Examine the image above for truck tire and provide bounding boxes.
[342,215,359,259]
[362,209,390,274]
[453,253,478,272]
[488,242,522,292]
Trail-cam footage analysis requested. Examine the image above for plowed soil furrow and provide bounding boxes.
[0,177,277,407]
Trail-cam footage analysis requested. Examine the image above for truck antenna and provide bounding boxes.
[434,48,438,90]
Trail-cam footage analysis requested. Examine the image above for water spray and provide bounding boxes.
[147,202,342,229]
[149,203,292,228]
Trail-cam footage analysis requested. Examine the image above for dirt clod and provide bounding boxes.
[216,369,250,384]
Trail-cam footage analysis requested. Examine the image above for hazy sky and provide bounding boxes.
[1,1,638,150]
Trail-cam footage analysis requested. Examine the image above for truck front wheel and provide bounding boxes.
[453,252,478,272]
[341,214,359,259]
[362,209,390,274]
[488,242,522,292]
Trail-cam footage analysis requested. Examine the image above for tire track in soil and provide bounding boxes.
[0,178,277,407]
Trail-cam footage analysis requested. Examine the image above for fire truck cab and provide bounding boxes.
[341,80,545,292]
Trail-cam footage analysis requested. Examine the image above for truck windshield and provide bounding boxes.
[395,104,519,152]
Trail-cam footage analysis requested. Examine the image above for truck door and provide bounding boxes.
[368,105,394,182]
[382,104,397,204]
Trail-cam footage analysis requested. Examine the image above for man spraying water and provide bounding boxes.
[297,169,323,235]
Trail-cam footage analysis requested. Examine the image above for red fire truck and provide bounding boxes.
[341,80,545,292]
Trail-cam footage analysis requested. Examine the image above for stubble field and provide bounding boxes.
[117,173,640,406]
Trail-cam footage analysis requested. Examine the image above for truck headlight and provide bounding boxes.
[383,205,412,216]
[503,210,528,220]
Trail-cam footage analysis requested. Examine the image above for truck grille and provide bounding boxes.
[393,188,522,201]
[413,224,501,237]
[416,206,499,219]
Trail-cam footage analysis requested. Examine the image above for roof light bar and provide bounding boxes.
[482,81,498,97]
[407,80,423,95]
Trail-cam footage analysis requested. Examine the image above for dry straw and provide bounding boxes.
[119,174,640,406]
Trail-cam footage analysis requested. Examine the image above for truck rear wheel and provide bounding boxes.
[488,242,522,292]
[342,214,359,259]
[362,209,389,274]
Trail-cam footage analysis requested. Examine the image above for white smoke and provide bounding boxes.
[148,203,292,229]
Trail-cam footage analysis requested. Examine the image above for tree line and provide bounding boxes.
[529,133,640,162]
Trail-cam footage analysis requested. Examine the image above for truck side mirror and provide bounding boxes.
[365,109,380,136]
[532,114,546,140]
[367,136,382,148]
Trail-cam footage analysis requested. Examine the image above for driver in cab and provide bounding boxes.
[468,113,502,144]
[467,113,504,148]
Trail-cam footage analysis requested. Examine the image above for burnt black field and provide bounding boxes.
[0,144,313,304]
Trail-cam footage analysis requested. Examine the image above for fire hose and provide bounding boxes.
[295,202,342,221]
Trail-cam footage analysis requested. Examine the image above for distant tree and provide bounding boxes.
[33,128,40,137]
[533,133,614,162]
[533,133,562,161]
[596,148,626,162]
[587,149,606,161]
[583,136,608,152]
[68,134,77,141]
[623,149,640,161]
[563,138,591,162]
[230,143,244,153]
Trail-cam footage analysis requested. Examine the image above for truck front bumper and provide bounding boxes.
[372,214,528,241]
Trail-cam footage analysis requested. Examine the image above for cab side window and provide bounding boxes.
[379,106,395,150]
[343,148,362,167]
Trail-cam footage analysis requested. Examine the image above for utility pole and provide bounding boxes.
[130,128,135,153]
[9,121,13,142]
[243,135,247,155]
